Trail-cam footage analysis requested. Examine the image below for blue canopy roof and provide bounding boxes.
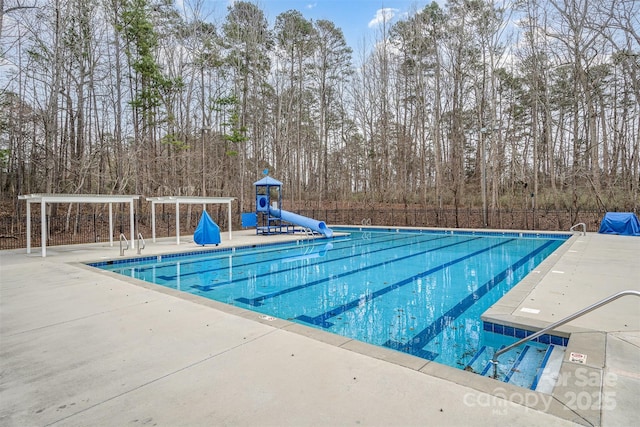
[253,176,282,186]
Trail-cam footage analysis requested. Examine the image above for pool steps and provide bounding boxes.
[464,336,566,391]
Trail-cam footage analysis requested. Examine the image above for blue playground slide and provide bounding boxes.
[269,208,333,237]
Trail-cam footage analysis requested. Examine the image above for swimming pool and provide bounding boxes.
[92,228,568,374]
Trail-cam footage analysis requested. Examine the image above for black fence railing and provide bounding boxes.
[0,209,232,250]
[0,208,607,251]
[296,208,604,233]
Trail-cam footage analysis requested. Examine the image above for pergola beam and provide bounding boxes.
[18,194,140,257]
[17,194,236,256]
[145,196,236,244]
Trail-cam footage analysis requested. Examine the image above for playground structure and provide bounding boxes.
[242,175,333,237]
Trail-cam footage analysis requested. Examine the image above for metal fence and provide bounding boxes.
[0,209,231,250]
[0,207,607,251]
[297,207,605,232]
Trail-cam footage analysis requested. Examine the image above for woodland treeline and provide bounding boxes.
[1,0,639,222]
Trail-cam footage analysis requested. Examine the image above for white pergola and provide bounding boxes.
[18,194,140,257]
[145,196,236,244]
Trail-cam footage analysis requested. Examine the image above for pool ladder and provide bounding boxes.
[570,222,586,235]
[304,227,315,240]
[137,233,146,254]
[490,290,640,378]
[119,232,146,256]
[119,233,129,256]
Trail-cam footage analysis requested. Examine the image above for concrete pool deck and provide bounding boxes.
[1,228,638,426]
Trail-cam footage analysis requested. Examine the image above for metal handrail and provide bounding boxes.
[490,290,640,377]
[137,233,145,254]
[570,222,586,235]
[304,227,316,240]
[119,233,129,256]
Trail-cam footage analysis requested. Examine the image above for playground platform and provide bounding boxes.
[0,229,638,426]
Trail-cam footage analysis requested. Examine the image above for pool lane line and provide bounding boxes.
[159,233,442,284]
[382,239,558,360]
[145,233,455,288]
[503,345,531,383]
[122,233,393,281]
[124,232,420,277]
[295,238,516,328]
[464,345,487,371]
[96,234,355,271]
[235,236,482,306]
[529,344,556,390]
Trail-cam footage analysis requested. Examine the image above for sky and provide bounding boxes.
[206,0,433,51]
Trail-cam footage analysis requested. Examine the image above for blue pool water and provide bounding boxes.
[91,228,568,371]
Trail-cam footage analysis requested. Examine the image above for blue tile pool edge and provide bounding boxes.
[87,227,570,268]
[78,229,590,426]
[86,237,339,267]
[88,227,572,352]
[482,321,569,347]
[88,227,570,358]
[477,232,578,355]
[332,226,573,240]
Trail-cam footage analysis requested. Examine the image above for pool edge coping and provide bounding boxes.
[76,227,593,426]
[481,232,610,427]
[74,262,591,427]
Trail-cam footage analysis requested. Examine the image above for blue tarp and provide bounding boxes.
[241,212,257,227]
[193,210,221,245]
[598,212,640,236]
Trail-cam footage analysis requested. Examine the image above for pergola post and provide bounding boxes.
[175,201,180,245]
[129,200,135,249]
[151,202,157,243]
[18,194,141,257]
[40,199,46,258]
[26,201,31,254]
[109,203,114,247]
[144,196,236,245]
[227,200,233,240]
